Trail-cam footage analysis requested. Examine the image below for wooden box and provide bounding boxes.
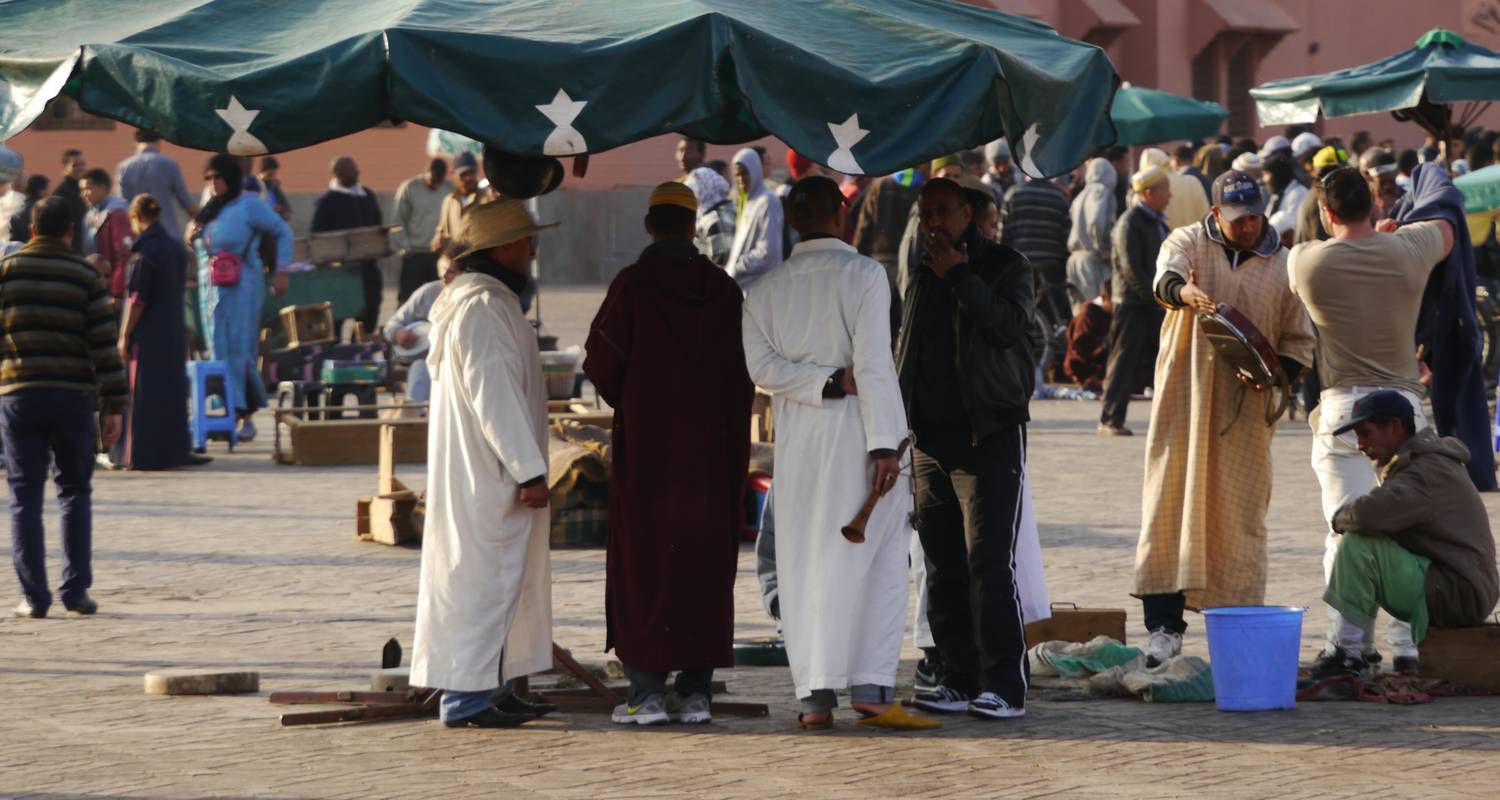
[275,408,427,466]
[301,225,392,265]
[1418,623,1500,691]
[279,302,336,348]
[1024,606,1128,646]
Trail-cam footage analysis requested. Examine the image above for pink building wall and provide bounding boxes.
[5,0,1498,196]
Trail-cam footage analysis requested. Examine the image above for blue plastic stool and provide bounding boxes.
[188,360,240,452]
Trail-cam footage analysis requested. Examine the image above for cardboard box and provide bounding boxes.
[1418,623,1500,691]
[1024,606,1128,645]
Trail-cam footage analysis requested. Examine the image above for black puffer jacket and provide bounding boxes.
[897,226,1036,442]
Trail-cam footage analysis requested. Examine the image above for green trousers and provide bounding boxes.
[1323,533,1432,644]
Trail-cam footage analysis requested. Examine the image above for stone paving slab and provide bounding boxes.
[2,285,1499,798]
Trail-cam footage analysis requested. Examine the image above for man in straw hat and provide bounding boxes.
[742,175,936,731]
[1133,170,1314,668]
[1098,164,1171,436]
[411,199,559,728]
[583,183,753,725]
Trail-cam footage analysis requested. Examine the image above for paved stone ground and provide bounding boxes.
[2,285,1499,799]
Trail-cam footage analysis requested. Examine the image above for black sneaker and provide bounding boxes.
[63,594,98,615]
[912,685,970,714]
[494,692,559,718]
[914,657,941,691]
[1393,655,1420,676]
[1307,646,1367,682]
[443,704,532,728]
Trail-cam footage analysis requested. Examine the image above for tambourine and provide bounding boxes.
[1197,302,1290,425]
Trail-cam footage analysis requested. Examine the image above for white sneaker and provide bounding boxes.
[1144,628,1183,668]
[967,692,1025,719]
[611,694,669,725]
[666,691,712,724]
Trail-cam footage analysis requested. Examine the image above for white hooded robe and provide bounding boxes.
[726,148,785,292]
[411,271,553,691]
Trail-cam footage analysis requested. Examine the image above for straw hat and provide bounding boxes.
[453,199,558,260]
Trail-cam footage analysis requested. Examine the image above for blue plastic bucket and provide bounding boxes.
[1203,606,1305,712]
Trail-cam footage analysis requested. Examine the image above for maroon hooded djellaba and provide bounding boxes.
[583,237,754,675]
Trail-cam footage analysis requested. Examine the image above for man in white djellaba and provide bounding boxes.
[410,199,558,728]
[742,175,939,732]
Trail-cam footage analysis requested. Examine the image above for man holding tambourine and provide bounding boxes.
[1132,170,1317,668]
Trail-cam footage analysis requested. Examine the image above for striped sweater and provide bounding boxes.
[0,237,126,412]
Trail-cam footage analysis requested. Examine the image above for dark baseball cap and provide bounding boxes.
[452,151,479,174]
[1211,169,1266,221]
[1332,390,1415,436]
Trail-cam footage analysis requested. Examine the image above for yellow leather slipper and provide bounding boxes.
[854,704,941,730]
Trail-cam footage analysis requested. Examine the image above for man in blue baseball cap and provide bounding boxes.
[1133,168,1316,668]
[1310,390,1498,680]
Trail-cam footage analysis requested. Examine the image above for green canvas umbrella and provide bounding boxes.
[1456,163,1500,243]
[1250,29,1500,137]
[0,0,1119,178]
[1109,84,1227,146]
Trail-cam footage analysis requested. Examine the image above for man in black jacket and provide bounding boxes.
[311,156,384,334]
[897,177,1036,720]
[1099,166,1171,435]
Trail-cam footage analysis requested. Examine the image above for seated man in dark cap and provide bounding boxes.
[1311,390,1500,679]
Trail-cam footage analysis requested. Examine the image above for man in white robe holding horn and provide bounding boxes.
[743,175,939,731]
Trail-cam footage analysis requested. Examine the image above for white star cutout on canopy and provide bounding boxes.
[215,96,268,156]
[536,89,588,156]
[826,113,869,175]
[1018,123,1043,179]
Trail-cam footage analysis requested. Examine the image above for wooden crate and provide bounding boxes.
[279,302,336,348]
[275,405,427,466]
[1024,606,1127,646]
[1418,623,1500,691]
[299,225,393,265]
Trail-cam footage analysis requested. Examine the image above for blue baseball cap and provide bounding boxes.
[1211,169,1265,221]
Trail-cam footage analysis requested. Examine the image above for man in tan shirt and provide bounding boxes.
[1288,166,1453,674]
[431,151,485,255]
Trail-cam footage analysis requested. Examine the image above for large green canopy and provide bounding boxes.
[1250,29,1500,129]
[0,0,1119,178]
[1109,84,1226,146]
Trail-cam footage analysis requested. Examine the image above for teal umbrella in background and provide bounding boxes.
[1455,163,1500,244]
[1250,29,1500,138]
[1109,84,1227,146]
[0,0,1119,177]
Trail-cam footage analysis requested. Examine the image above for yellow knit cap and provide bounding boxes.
[1131,164,1168,193]
[649,181,699,212]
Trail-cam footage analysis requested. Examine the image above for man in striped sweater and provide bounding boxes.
[4,196,126,619]
[999,177,1072,322]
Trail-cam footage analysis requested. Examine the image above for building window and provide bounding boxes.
[30,96,115,132]
[1192,43,1220,107]
[1226,45,1253,137]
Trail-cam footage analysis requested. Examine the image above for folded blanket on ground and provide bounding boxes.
[1030,636,1215,703]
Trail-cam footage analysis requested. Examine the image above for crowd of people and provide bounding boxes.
[3,117,1497,731]
[404,123,1497,731]
[0,128,500,620]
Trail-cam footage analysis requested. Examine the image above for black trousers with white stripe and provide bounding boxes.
[912,425,1030,707]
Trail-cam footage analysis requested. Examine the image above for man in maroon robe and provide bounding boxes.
[583,182,754,725]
